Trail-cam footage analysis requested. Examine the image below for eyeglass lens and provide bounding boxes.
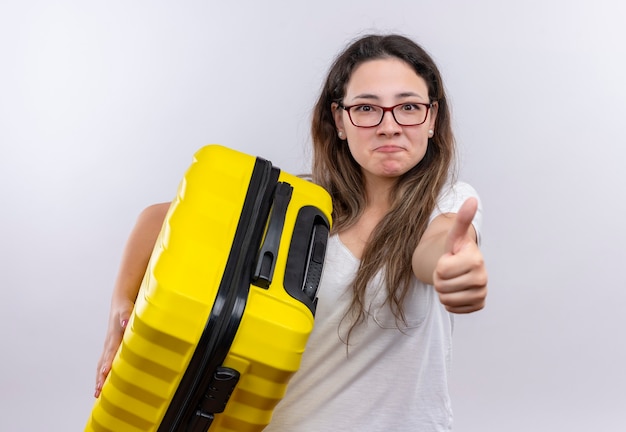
[349,104,429,127]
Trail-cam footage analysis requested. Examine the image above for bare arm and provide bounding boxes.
[94,202,171,397]
[412,198,487,314]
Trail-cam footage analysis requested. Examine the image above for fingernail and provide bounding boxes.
[101,367,107,374]
[121,319,128,328]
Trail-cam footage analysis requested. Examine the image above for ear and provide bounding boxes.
[428,101,438,131]
[331,102,346,136]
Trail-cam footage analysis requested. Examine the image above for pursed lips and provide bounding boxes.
[373,144,405,153]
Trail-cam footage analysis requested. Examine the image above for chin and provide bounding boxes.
[377,169,407,179]
[379,163,412,177]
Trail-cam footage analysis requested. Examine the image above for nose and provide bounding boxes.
[377,109,402,135]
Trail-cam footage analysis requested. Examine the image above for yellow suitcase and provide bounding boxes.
[86,145,332,431]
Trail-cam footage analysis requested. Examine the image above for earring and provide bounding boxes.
[428,130,434,137]
[338,131,344,139]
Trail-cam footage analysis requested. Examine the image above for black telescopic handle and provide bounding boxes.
[252,182,293,288]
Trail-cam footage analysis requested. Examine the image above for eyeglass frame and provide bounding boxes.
[338,102,434,128]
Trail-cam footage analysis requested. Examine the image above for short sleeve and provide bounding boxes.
[429,182,483,244]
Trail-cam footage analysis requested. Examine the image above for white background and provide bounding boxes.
[1,1,625,431]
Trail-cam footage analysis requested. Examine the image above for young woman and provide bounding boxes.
[95,34,488,431]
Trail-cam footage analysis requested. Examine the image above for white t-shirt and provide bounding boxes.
[265,182,482,432]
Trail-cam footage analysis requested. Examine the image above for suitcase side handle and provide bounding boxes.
[284,206,331,315]
[252,181,293,288]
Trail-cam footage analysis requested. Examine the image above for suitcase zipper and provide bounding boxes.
[159,158,280,432]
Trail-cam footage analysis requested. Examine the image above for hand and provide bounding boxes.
[94,298,134,398]
[434,197,488,314]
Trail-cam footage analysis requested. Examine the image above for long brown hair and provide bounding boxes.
[311,34,456,340]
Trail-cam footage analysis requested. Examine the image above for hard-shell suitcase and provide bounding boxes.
[86,144,332,432]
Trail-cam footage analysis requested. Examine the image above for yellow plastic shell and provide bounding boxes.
[86,145,332,432]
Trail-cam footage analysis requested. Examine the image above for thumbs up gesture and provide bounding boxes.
[433,197,488,314]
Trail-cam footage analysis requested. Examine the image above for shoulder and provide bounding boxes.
[430,181,483,239]
[431,182,480,216]
[133,202,171,234]
[139,202,171,220]
[437,181,479,207]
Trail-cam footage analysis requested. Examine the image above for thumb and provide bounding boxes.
[114,302,134,332]
[119,308,133,330]
[444,197,478,255]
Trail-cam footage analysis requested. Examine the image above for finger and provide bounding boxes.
[444,197,478,255]
[435,247,486,287]
[95,364,106,398]
[95,366,103,398]
[95,354,115,398]
[435,271,487,297]
[94,320,128,398]
[437,287,487,313]
[444,301,486,314]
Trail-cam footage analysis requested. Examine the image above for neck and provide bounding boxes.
[363,175,395,212]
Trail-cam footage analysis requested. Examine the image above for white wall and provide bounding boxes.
[1,1,624,430]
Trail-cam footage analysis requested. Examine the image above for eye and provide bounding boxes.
[400,103,424,111]
[353,104,375,112]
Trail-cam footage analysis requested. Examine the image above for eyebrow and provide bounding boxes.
[348,91,427,102]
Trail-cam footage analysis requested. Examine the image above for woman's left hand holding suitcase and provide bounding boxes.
[94,202,171,397]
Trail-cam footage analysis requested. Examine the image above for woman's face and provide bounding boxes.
[333,58,437,182]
